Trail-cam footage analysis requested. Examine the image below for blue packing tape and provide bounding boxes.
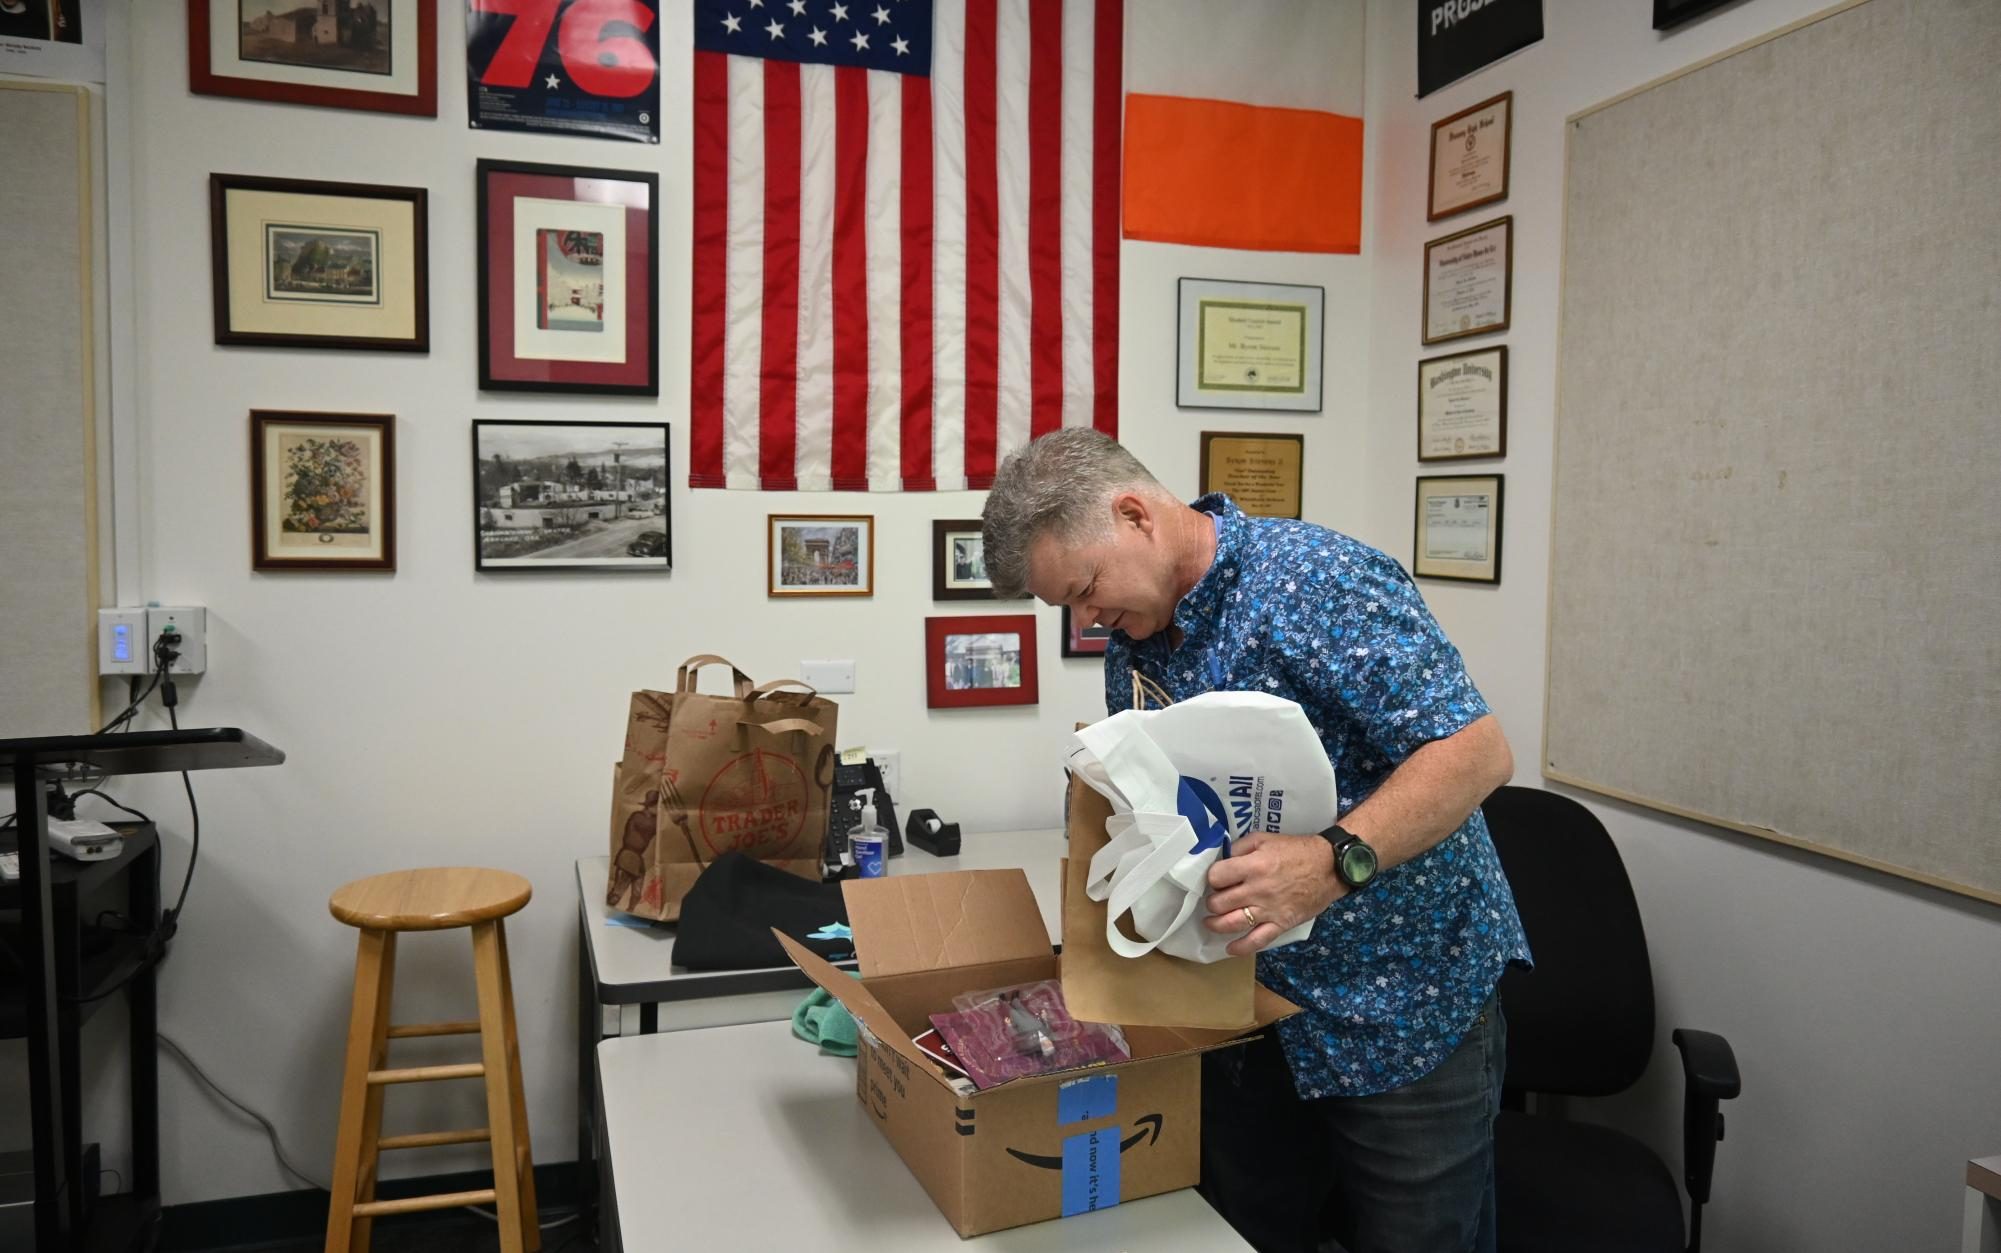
[1060,1128,1120,1217]
[1057,1073,1117,1125]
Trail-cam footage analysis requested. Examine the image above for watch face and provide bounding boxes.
[1340,841,1378,886]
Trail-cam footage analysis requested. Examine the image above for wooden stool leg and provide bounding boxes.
[472,921,527,1253]
[496,919,541,1251]
[326,929,397,1253]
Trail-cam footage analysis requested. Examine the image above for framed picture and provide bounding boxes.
[477,158,659,395]
[1198,432,1304,519]
[210,174,427,352]
[1423,216,1512,347]
[250,410,394,571]
[1176,278,1325,412]
[1061,606,1112,658]
[1654,0,1739,31]
[932,518,1006,600]
[1417,346,1508,462]
[1413,474,1504,584]
[926,614,1039,709]
[188,0,438,116]
[1429,92,1511,222]
[768,515,873,597]
[471,420,671,572]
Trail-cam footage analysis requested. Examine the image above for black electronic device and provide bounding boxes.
[822,757,902,879]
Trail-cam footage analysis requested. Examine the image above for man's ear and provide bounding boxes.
[1112,491,1154,536]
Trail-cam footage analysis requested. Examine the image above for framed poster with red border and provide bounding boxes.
[476,158,659,396]
[925,614,1040,709]
[187,0,439,117]
[1060,606,1112,658]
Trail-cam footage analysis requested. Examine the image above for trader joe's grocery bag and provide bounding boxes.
[607,656,838,921]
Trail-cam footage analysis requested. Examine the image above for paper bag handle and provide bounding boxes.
[750,678,820,704]
[677,655,754,698]
[739,716,826,742]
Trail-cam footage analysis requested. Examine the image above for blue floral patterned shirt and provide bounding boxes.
[1102,495,1530,1099]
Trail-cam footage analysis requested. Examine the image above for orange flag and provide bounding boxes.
[1122,0,1365,255]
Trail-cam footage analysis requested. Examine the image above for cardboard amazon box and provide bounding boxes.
[778,869,1296,1238]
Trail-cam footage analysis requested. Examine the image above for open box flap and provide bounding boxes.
[842,869,1052,978]
[774,930,937,1077]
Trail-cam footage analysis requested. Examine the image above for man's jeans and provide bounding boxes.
[1198,994,1506,1253]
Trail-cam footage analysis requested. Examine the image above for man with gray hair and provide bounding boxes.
[983,428,1528,1253]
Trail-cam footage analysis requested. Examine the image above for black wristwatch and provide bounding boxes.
[1319,825,1379,891]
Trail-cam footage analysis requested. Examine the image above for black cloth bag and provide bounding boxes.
[673,851,854,971]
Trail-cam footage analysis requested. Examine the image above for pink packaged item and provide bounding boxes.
[925,979,1129,1090]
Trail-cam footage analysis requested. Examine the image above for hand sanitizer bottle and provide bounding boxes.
[849,788,888,879]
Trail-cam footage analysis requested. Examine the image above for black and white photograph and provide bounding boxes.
[471,420,670,572]
[239,0,391,76]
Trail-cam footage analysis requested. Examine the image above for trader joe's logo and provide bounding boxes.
[699,749,810,857]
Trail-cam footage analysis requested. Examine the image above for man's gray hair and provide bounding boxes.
[981,428,1167,600]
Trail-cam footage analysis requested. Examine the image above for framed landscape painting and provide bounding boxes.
[188,0,438,116]
[210,173,428,351]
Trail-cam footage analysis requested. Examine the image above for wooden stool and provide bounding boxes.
[324,868,539,1253]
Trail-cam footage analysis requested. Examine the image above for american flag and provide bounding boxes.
[690,0,1123,491]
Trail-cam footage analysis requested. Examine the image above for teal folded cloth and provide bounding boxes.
[792,980,860,1057]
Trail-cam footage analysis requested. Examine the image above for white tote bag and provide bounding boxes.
[1066,691,1340,963]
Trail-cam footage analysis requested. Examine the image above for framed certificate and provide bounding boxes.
[476,158,659,395]
[1199,432,1304,519]
[1428,92,1511,222]
[1423,216,1512,346]
[1417,347,1507,462]
[1176,278,1325,412]
[1413,475,1504,584]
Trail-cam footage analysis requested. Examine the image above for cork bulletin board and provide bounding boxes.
[1545,0,2001,904]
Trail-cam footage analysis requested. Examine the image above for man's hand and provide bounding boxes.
[1202,832,1345,957]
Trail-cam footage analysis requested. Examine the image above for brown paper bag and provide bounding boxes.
[606,657,838,921]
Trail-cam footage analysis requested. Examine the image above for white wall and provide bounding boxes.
[1363,2,2001,1251]
[70,0,1371,1206]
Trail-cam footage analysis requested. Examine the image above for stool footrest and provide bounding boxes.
[350,1188,497,1218]
[379,1128,492,1151]
[387,1020,482,1039]
[367,1062,485,1086]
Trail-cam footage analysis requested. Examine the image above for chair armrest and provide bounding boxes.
[1671,1028,1740,1214]
[1672,1028,1741,1101]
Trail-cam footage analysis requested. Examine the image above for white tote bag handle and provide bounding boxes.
[1098,819,1212,959]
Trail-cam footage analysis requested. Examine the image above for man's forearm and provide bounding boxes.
[1333,714,1513,871]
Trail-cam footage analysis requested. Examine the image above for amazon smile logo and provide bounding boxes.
[1002,1114,1164,1168]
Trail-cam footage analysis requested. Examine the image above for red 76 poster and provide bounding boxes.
[466,0,660,144]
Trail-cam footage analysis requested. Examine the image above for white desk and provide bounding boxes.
[1967,1155,2001,1253]
[596,1021,1250,1252]
[574,830,1066,1236]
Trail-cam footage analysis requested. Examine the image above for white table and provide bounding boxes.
[1967,1155,2001,1253]
[596,1021,1250,1252]
[574,830,1066,1236]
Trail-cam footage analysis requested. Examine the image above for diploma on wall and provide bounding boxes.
[1429,92,1512,222]
[1417,346,1507,461]
[1413,474,1504,584]
[1198,299,1308,393]
[1423,216,1512,346]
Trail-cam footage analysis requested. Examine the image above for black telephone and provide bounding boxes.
[822,757,902,879]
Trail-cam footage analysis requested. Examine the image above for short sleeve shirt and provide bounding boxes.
[1102,495,1531,1098]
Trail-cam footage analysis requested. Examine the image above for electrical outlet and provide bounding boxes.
[146,606,207,675]
[873,749,902,805]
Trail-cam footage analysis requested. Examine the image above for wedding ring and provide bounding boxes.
[1241,906,1258,926]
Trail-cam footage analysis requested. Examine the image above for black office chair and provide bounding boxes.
[1481,786,1742,1253]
